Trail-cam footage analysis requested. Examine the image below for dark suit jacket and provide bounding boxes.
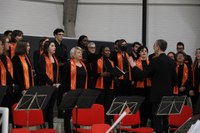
[132,53,176,102]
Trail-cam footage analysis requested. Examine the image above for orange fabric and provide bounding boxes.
[0,60,6,86]
[117,52,131,80]
[44,55,59,84]
[95,57,114,89]
[173,64,188,95]
[19,55,34,90]
[10,43,16,59]
[135,59,151,88]
[6,56,13,78]
[70,59,88,90]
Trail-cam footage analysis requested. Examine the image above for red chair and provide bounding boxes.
[11,128,31,133]
[92,124,113,133]
[114,111,154,133]
[72,104,105,133]
[169,105,193,132]
[12,103,56,133]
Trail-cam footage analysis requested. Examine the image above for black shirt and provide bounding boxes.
[122,54,129,80]
[194,63,200,90]
[54,40,68,63]
[76,66,87,89]
[103,57,113,89]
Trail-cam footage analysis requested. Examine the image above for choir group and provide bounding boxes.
[0,29,200,133]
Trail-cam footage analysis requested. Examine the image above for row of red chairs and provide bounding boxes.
[10,103,192,133]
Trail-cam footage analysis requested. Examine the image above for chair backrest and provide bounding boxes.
[114,110,141,126]
[92,124,113,133]
[12,103,44,127]
[72,104,105,126]
[169,105,193,127]
[11,128,31,133]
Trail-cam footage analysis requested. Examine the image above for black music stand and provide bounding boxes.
[0,86,8,106]
[16,86,56,110]
[107,96,144,115]
[156,95,187,115]
[106,96,144,133]
[59,89,100,132]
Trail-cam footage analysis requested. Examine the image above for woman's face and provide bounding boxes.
[4,38,10,52]
[74,49,83,60]
[48,42,56,55]
[176,53,185,63]
[139,48,148,59]
[102,47,110,58]
[81,37,88,47]
[196,49,200,60]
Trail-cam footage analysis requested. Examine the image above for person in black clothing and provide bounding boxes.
[176,42,193,67]
[39,41,60,128]
[191,48,200,110]
[33,37,49,85]
[130,39,176,133]
[0,37,14,123]
[62,46,88,133]
[77,35,89,60]
[53,28,68,117]
[94,46,114,124]
[129,42,141,60]
[173,51,192,96]
[12,40,34,103]
[86,42,99,89]
[132,46,152,127]
[110,39,132,96]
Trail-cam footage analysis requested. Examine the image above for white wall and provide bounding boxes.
[0,0,200,58]
[0,0,63,36]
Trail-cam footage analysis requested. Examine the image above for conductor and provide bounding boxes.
[130,39,176,132]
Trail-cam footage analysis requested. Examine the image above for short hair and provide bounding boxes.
[98,45,110,56]
[70,46,82,58]
[167,51,176,57]
[156,39,167,51]
[137,46,148,58]
[114,40,120,46]
[132,42,141,48]
[11,30,23,43]
[88,42,96,47]
[117,39,127,47]
[43,40,55,55]
[53,28,64,36]
[15,40,27,55]
[3,30,12,36]
[77,35,88,46]
[177,42,185,48]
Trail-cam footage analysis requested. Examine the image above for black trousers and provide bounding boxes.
[95,89,114,124]
[152,102,169,133]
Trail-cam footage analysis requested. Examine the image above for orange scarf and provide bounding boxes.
[173,64,188,94]
[44,55,59,84]
[10,43,16,59]
[0,56,13,86]
[117,52,132,80]
[19,55,34,90]
[192,63,200,93]
[0,60,6,86]
[135,58,151,88]
[6,56,13,78]
[95,57,114,89]
[70,59,88,90]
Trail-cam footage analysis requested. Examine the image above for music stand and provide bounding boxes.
[156,95,187,115]
[16,86,56,110]
[0,86,7,106]
[59,89,100,132]
[106,96,144,133]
